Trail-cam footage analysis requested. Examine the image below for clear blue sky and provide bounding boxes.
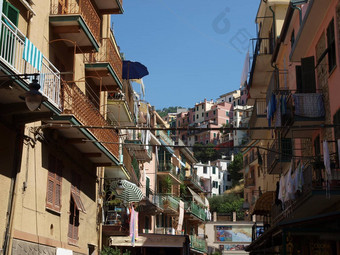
[112,0,260,110]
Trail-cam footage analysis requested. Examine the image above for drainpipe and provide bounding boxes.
[269,6,276,45]
[2,128,24,255]
[291,3,302,26]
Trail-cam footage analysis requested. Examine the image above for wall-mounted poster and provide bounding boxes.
[223,244,246,251]
[215,225,252,243]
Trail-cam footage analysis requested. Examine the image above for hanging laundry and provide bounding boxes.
[323,140,332,182]
[285,161,295,201]
[278,174,286,204]
[23,38,43,71]
[293,93,325,118]
[275,97,282,127]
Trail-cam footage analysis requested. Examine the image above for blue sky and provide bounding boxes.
[112,0,260,110]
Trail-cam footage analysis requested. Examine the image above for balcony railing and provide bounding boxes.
[158,163,180,177]
[156,194,180,212]
[50,0,100,43]
[185,201,207,221]
[85,38,122,83]
[267,139,292,172]
[251,38,274,56]
[184,170,203,190]
[0,14,61,109]
[245,178,255,188]
[62,81,119,158]
[271,165,340,225]
[292,93,325,119]
[189,235,207,253]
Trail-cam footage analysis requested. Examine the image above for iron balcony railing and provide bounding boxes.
[185,201,207,221]
[267,139,292,172]
[155,194,180,212]
[271,165,340,225]
[50,0,100,43]
[62,81,119,158]
[0,14,61,109]
[189,235,207,253]
[248,37,274,87]
[85,37,123,84]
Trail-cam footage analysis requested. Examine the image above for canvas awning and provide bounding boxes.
[109,234,188,248]
[252,191,275,216]
[187,187,205,206]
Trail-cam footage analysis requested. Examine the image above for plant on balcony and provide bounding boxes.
[180,184,187,199]
[163,198,170,209]
[162,176,172,193]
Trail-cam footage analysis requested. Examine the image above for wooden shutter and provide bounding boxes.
[46,154,62,212]
[301,56,316,93]
[327,19,336,72]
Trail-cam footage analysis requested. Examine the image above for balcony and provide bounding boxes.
[138,189,163,216]
[271,165,340,225]
[185,201,207,222]
[84,37,123,91]
[0,14,61,114]
[158,163,183,185]
[107,90,134,127]
[124,130,152,162]
[267,139,292,174]
[156,194,180,215]
[245,178,255,188]
[290,93,325,137]
[249,99,268,139]
[248,38,274,102]
[184,169,205,193]
[189,235,207,254]
[102,204,129,236]
[92,0,123,15]
[49,81,119,165]
[50,0,100,52]
[104,146,138,183]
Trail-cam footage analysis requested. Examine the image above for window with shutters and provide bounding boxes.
[3,1,19,27]
[327,19,336,73]
[68,172,85,244]
[46,155,63,212]
[296,57,316,93]
[68,196,79,244]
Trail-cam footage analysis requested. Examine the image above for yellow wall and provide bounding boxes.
[11,123,99,254]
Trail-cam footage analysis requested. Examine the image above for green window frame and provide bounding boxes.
[3,1,19,27]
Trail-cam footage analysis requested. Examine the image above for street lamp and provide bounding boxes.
[0,73,43,111]
[22,76,43,111]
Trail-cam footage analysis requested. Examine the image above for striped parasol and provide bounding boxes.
[110,180,144,203]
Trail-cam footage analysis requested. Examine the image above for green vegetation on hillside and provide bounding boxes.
[193,143,219,163]
[208,193,244,220]
[156,106,185,118]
